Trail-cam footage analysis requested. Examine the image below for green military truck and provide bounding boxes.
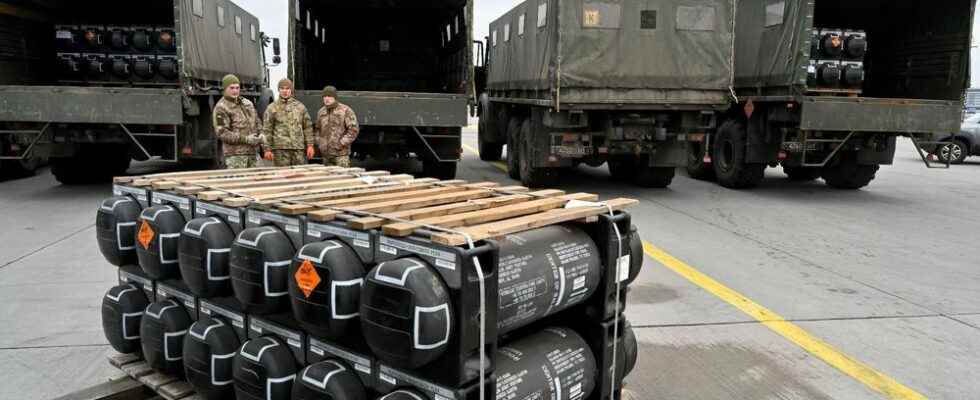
[478,0,735,188]
[687,0,973,189]
[287,0,473,179]
[0,0,277,183]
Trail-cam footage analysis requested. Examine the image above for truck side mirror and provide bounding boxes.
[273,38,281,56]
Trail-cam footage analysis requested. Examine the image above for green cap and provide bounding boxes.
[222,74,240,89]
[322,85,338,99]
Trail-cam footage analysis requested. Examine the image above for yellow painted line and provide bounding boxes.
[643,241,926,400]
[462,143,508,173]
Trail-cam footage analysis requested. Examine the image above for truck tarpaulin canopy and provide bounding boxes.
[734,0,973,101]
[178,0,264,86]
[489,0,734,103]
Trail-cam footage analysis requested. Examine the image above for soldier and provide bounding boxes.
[314,86,359,168]
[212,74,263,169]
[262,78,314,166]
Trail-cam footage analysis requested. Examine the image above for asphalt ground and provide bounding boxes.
[1,125,978,399]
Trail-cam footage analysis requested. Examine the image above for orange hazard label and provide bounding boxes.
[295,259,321,298]
[138,221,155,250]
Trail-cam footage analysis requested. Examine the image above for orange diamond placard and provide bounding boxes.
[295,259,321,298]
[137,221,155,250]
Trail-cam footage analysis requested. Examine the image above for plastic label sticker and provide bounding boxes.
[295,259,321,298]
[379,373,396,385]
[380,245,397,255]
[138,221,155,250]
[617,255,631,283]
[584,9,600,27]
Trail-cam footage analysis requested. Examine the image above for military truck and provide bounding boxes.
[0,0,277,183]
[287,0,473,179]
[687,0,973,189]
[478,0,735,188]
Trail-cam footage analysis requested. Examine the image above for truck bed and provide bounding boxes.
[295,90,468,127]
[0,85,182,125]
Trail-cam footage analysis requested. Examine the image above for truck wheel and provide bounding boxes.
[51,157,89,184]
[687,141,715,181]
[506,116,522,180]
[1,155,41,178]
[634,156,675,188]
[822,152,878,190]
[712,121,765,189]
[607,157,634,181]
[782,166,823,181]
[518,119,554,188]
[422,160,458,180]
[478,128,503,161]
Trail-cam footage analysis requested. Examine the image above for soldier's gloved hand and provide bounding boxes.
[263,150,274,161]
[306,145,315,160]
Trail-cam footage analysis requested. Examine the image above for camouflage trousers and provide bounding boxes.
[273,150,307,167]
[224,155,257,169]
[322,155,351,168]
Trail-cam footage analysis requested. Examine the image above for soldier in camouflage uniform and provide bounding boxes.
[315,86,359,168]
[262,78,314,166]
[213,74,263,169]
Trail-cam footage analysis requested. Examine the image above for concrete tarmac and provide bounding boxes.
[0,128,977,399]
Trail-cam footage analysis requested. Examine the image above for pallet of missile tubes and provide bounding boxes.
[96,164,643,400]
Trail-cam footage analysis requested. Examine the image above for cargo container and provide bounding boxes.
[288,0,474,179]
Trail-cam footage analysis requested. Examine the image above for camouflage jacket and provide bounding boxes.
[213,96,262,157]
[315,103,359,157]
[262,97,313,150]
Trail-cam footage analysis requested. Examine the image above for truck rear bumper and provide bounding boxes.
[0,86,183,125]
[296,90,468,127]
[799,96,961,134]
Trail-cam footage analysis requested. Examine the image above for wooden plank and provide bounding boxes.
[124,165,324,186]
[138,373,178,391]
[120,361,154,379]
[174,168,380,187]
[350,189,496,214]
[218,174,417,205]
[197,173,416,200]
[430,198,639,245]
[382,192,596,237]
[273,183,440,215]
[346,189,560,230]
[107,353,141,368]
[281,178,442,202]
[158,381,195,400]
[314,186,471,208]
[50,376,145,400]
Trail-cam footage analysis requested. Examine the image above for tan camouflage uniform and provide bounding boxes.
[213,96,262,169]
[263,97,313,167]
[315,103,359,168]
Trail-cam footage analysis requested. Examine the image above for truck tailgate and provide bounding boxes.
[799,96,961,134]
[296,91,468,127]
[0,86,183,125]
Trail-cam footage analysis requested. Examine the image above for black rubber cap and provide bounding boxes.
[183,315,241,400]
[141,299,192,376]
[102,284,149,354]
[292,360,367,400]
[627,225,644,285]
[233,336,297,400]
[289,240,366,339]
[137,205,186,280]
[844,35,867,59]
[180,217,235,298]
[231,226,296,315]
[376,390,429,400]
[96,196,142,267]
[360,257,452,368]
[842,64,865,87]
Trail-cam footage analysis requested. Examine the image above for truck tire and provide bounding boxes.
[634,156,675,188]
[686,141,715,181]
[478,126,503,161]
[506,116,522,180]
[519,119,554,188]
[822,152,878,189]
[1,156,41,178]
[712,121,765,189]
[51,157,90,184]
[422,160,458,180]
[607,157,634,181]
[783,166,822,181]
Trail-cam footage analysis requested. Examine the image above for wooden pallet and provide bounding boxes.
[116,165,639,246]
[105,353,201,400]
